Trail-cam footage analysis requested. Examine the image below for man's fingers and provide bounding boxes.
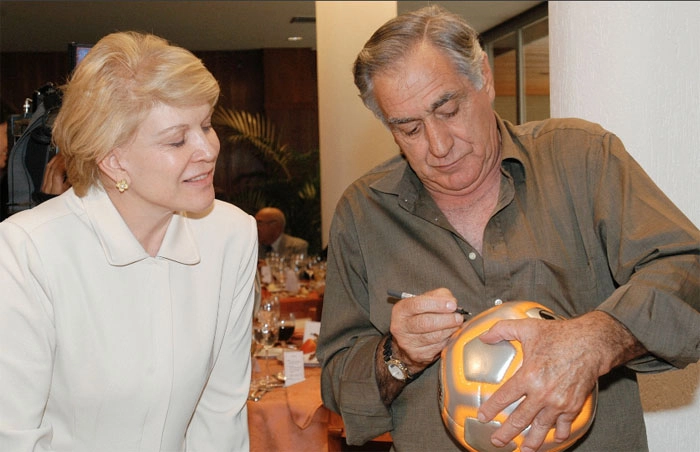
[553,414,574,442]
[489,401,562,452]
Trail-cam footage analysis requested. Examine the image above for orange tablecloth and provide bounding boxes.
[248,357,330,452]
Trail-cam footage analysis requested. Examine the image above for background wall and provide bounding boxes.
[549,2,700,451]
[316,1,397,247]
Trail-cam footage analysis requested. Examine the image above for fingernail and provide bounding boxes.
[477,412,487,423]
[491,438,505,447]
[446,300,456,310]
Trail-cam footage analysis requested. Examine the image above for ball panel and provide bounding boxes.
[465,418,516,452]
[463,339,516,384]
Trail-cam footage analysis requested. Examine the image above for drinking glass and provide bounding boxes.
[253,315,278,388]
[266,254,287,288]
[253,296,280,388]
[277,313,296,349]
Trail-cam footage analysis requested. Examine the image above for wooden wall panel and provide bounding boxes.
[1,52,70,115]
[196,49,264,113]
[263,48,318,154]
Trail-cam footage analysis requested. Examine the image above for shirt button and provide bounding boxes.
[468,252,477,260]
[494,299,503,306]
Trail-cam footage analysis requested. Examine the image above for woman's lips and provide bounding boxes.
[185,170,213,183]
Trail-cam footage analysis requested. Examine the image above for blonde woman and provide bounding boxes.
[0,31,257,451]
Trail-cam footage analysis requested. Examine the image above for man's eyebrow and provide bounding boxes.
[385,91,460,126]
[430,91,458,112]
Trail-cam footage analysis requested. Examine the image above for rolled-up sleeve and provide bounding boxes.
[590,132,700,370]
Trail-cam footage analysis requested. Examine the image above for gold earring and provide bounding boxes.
[116,179,129,193]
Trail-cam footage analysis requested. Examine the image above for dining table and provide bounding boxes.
[247,326,331,452]
[247,318,394,452]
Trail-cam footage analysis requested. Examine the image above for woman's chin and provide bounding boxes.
[183,191,216,214]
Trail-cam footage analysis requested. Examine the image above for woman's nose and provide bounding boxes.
[195,130,220,161]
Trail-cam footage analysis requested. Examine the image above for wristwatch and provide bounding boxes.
[383,333,415,382]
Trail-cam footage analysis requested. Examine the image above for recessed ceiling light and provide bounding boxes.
[287,36,303,42]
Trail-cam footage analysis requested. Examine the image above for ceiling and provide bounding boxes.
[0,1,543,53]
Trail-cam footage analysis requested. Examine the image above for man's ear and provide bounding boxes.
[481,54,496,101]
[97,150,126,185]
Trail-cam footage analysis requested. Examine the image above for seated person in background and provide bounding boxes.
[0,31,257,451]
[316,5,699,452]
[255,206,309,260]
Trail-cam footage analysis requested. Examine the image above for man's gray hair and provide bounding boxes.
[353,5,485,122]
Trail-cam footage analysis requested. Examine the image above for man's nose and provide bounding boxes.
[425,118,454,158]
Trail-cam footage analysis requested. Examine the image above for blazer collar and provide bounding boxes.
[82,186,201,266]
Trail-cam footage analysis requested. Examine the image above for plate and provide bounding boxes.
[255,347,284,359]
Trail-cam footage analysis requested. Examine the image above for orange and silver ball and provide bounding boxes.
[439,301,597,452]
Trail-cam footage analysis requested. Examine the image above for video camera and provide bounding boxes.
[2,82,63,219]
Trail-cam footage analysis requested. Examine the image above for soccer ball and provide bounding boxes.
[439,301,597,452]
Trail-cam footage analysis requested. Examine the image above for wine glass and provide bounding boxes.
[253,296,280,388]
[253,313,278,389]
[277,313,296,349]
[266,254,287,288]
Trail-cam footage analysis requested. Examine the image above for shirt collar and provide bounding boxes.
[82,186,201,266]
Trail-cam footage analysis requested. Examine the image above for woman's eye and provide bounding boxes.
[169,139,186,147]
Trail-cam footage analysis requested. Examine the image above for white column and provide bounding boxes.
[315,1,398,247]
[550,2,700,451]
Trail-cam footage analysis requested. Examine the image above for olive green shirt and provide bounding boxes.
[317,116,700,451]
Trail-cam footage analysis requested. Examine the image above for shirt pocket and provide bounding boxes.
[531,258,600,315]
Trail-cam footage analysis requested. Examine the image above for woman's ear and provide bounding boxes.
[97,151,126,185]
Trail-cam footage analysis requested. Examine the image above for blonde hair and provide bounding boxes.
[52,31,220,196]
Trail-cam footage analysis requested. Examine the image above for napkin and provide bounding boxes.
[286,373,324,429]
[303,320,321,343]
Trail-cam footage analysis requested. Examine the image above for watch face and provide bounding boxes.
[388,361,407,381]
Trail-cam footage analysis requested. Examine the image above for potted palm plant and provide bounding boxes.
[212,106,321,254]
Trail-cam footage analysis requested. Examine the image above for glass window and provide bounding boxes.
[523,18,549,122]
[482,5,549,124]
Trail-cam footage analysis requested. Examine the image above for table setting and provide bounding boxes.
[248,296,329,452]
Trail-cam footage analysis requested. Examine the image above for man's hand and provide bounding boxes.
[477,310,646,452]
[390,288,465,371]
[377,288,464,404]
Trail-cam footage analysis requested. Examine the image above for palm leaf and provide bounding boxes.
[213,107,292,180]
